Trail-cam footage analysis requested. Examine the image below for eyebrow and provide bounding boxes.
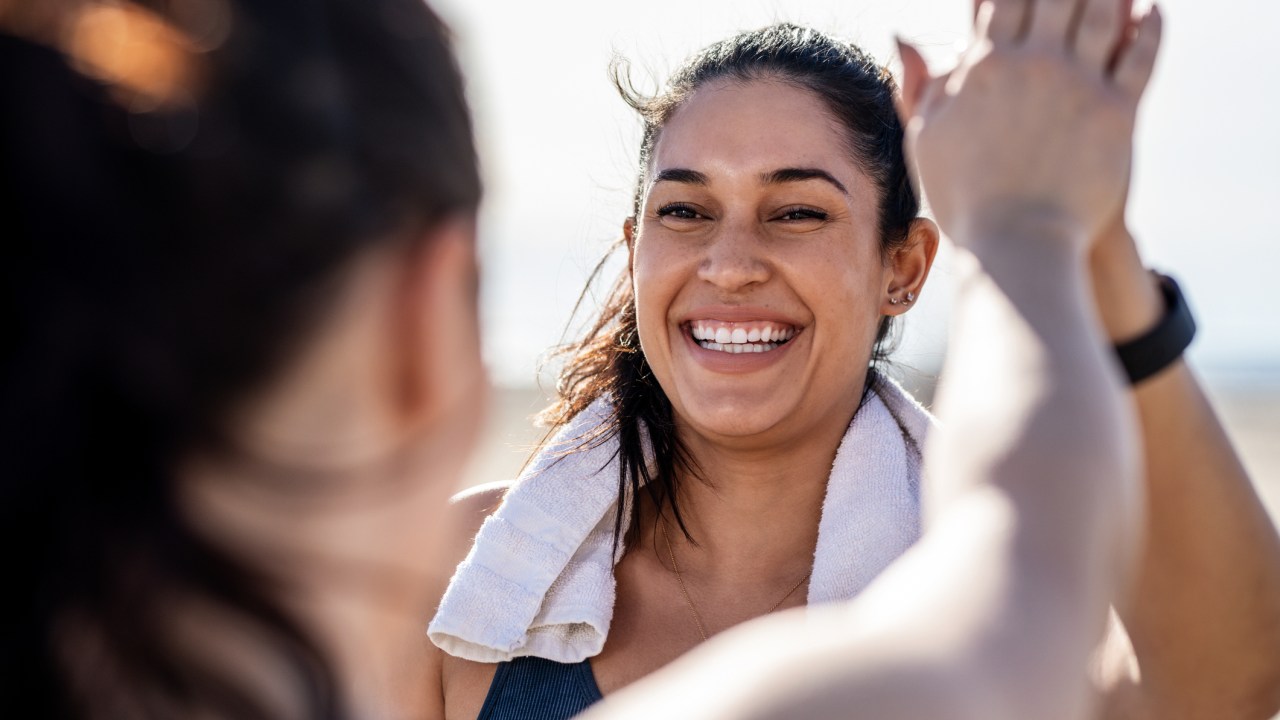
[651,167,848,196]
[653,168,709,186]
[762,167,849,196]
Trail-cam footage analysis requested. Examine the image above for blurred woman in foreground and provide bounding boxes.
[0,0,485,716]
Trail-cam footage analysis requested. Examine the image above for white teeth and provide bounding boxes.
[688,321,798,354]
[695,340,781,354]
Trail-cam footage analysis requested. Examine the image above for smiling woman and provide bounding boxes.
[428,24,941,720]
[538,25,939,552]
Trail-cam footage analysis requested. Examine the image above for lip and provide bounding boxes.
[675,305,804,375]
[676,305,801,326]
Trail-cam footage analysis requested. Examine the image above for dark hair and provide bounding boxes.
[542,23,918,547]
[0,0,479,717]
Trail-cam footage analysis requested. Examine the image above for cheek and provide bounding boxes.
[631,237,683,361]
[800,242,888,349]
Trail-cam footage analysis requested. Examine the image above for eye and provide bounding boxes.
[774,206,829,222]
[655,203,705,221]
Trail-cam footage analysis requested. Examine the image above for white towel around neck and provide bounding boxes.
[428,373,934,664]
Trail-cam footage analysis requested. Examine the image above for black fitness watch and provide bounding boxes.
[1113,272,1196,385]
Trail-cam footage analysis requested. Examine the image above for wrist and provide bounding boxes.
[952,206,1091,264]
[1088,226,1163,342]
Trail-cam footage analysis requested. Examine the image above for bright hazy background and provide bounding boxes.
[430,0,1279,513]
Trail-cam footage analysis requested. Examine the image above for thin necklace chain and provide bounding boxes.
[660,520,812,642]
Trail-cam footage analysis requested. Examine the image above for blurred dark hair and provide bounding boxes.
[0,0,479,717]
[541,23,918,547]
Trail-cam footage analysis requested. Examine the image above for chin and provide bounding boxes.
[672,390,795,441]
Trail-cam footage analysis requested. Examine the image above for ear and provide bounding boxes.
[881,218,940,316]
[394,215,488,434]
[623,216,637,272]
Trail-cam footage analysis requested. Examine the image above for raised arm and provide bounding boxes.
[964,0,1280,711]
[1089,216,1280,720]
[952,0,1280,713]
[580,0,1159,718]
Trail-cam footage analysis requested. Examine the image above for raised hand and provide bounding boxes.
[897,0,1162,255]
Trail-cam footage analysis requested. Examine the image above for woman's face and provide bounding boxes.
[632,78,893,447]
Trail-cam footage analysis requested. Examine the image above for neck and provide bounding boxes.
[286,571,442,720]
[180,425,472,719]
[649,391,862,584]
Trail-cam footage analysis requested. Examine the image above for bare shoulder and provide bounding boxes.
[441,655,500,720]
[451,480,511,515]
[445,480,511,554]
[426,481,510,719]
[433,480,511,623]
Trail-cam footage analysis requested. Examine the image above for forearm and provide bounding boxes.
[1124,364,1280,717]
[1090,230,1280,718]
[933,219,1140,539]
[924,221,1142,720]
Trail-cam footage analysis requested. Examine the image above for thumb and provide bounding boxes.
[895,36,930,124]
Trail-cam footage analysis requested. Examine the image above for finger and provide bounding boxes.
[1073,0,1126,72]
[895,37,930,121]
[979,0,1029,46]
[1106,0,1138,72]
[1025,0,1080,50]
[1112,4,1162,98]
[918,69,951,120]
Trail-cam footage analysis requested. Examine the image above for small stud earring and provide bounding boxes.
[889,297,900,305]
[905,291,916,303]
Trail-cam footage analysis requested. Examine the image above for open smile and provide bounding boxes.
[687,320,798,354]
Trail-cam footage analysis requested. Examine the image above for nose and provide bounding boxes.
[696,222,770,292]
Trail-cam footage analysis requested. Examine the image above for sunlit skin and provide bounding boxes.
[630,77,930,459]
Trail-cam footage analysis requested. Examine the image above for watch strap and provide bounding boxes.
[1113,272,1196,385]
